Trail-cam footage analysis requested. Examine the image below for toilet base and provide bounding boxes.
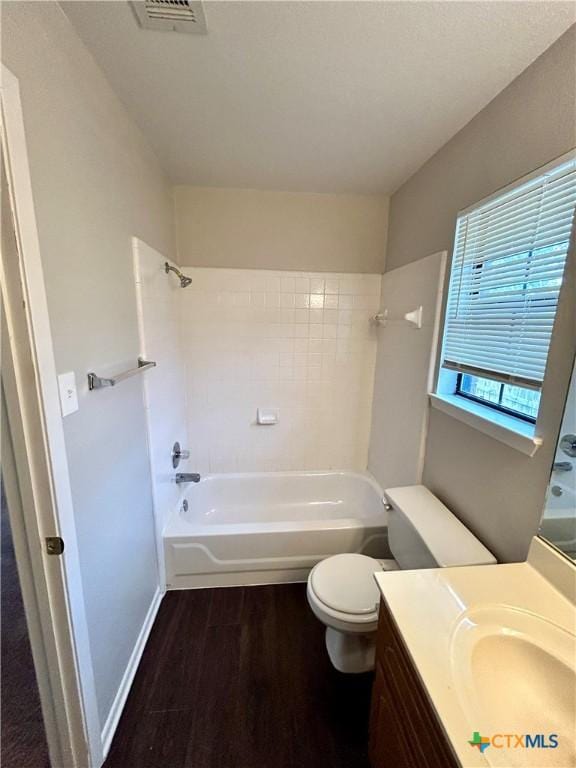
[325,627,376,674]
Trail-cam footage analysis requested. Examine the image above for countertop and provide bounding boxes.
[373,538,575,768]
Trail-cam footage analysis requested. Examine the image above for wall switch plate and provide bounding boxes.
[57,371,79,417]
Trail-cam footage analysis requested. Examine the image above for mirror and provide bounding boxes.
[539,356,576,560]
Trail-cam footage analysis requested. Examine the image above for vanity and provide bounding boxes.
[369,595,459,768]
[369,351,576,768]
[370,537,575,767]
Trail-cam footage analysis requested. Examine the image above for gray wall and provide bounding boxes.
[2,2,175,726]
[385,26,576,562]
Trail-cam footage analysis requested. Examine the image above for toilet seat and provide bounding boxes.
[307,580,380,633]
[310,553,382,615]
[307,553,386,633]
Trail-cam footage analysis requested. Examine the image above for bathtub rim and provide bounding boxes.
[167,469,386,537]
[175,468,384,491]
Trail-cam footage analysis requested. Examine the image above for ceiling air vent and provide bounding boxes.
[131,0,207,35]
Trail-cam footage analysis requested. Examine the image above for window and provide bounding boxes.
[456,373,540,422]
[437,152,576,436]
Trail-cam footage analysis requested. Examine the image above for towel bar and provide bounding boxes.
[87,358,156,390]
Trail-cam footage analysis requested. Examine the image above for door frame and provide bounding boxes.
[1,64,103,767]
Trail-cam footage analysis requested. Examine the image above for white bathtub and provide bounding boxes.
[164,471,389,589]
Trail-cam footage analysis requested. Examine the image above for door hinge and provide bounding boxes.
[45,537,64,556]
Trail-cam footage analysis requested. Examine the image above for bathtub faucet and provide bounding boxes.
[175,472,201,484]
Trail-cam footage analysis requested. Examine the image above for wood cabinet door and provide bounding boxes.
[369,663,420,768]
[369,600,460,768]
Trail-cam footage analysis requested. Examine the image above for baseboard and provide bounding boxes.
[101,587,163,758]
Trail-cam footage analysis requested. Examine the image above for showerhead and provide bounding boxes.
[165,262,192,288]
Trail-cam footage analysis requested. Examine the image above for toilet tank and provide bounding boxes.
[385,485,496,569]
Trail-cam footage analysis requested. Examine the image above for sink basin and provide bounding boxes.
[451,606,576,766]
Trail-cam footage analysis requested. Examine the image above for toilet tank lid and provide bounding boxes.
[384,485,497,567]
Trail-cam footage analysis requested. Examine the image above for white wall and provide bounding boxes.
[368,252,446,490]
[174,186,389,273]
[133,239,190,584]
[1,2,174,730]
[180,268,381,472]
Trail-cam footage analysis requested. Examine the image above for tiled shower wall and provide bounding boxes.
[181,268,382,473]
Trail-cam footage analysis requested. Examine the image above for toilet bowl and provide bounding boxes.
[306,485,496,673]
[306,553,399,673]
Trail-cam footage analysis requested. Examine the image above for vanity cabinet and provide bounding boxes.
[369,598,460,768]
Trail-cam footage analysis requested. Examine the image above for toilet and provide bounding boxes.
[306,485,496,673]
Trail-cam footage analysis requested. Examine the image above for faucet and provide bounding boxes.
[552,461,572,473]
[175,472,201,484]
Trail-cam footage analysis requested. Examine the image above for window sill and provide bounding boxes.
[429,393,542,457]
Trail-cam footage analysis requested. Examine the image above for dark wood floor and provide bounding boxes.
[1,486,50,768]
[105,584,373,768]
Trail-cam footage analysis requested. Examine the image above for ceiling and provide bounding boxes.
[62,1,575,195]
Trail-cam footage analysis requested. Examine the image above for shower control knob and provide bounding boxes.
[172,441,190,469]
[559,433,576,458]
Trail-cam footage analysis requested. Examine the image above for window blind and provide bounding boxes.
[442,156,576,390]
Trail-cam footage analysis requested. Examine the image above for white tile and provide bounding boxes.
[308,353,322,367]
[293,366,307,382]
[309,323,323,339]
[323,309,338,324]
[295,294,310,309]
[307,367,322,382]
[280,293,295,308]
[337,324,352,339]
[218,292,234,307]
[338,310,353,325]
[347,276,364,294]
[265,292,280,308]
[265,275,281,292]
[279,353,294,367]
[280,366,295,381]
[251,292,266,307]
[323,324,337,339]
[250,274,268,292]
[181,266,379,473]
[310,278,325,294]
[294,352,308,367]
[353,295,371,310]
[293,324,309,338]
[233,292,250,307]
[264,307,281,323]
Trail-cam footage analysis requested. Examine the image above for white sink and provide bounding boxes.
[451,606,576,766]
